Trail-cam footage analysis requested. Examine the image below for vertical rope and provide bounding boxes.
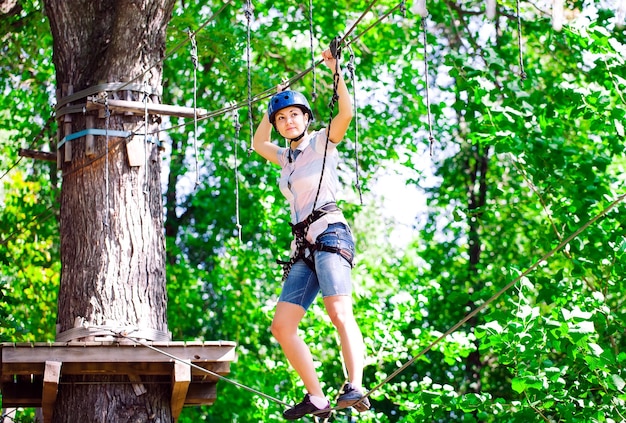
[312,37,341,212]
[516,0,527,80]
[232,102,243,242]
[346,44,363,205]
[245,0,255,154]
[143,80,150,196]
[421,18,435,156]
[309,0,317,102]
[104,93,111,231]
[189,30,200,188]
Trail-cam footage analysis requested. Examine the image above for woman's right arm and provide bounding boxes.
[253,112,281,165]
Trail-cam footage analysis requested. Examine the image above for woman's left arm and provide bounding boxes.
[321,49,354,144]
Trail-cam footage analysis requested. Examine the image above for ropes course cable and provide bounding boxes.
[309,0,318,103]
[114,0,235,94]
[104,95,111,231]
[110,330,291,408]
[189,30,201,189]
[355,190,626,406]
[421,17,436,156]
[121,1,406,143]
[516,0,527,80]
[89,191,626,416]
[311,37,342,213]
[231,102,243,243]
[143,80,151,195]
[245,0,255,155]
[346,44,363,205]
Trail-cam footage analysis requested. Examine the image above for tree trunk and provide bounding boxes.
[43,1,176,421]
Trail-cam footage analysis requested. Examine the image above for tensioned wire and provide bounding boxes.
[102,190,626,413]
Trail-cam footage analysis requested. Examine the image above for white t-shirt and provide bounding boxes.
[276,130,348,244]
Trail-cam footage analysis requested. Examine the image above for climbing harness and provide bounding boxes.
[277,202,354,281]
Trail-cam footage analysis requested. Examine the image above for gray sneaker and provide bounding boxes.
[336,383,370,412]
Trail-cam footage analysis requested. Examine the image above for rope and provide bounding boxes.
[72,191,625,417]
[245,0,255,155]
[104,95,111,231]
[113,0,235,95]
[516,0,527,80]
[231,102,243,242]
[346,44,363,205]
[309,0,318,103]
[311,37,342,213]
[143,80,150,196]
[0,156,23,182]
[421,17,436,156]
[110,330,291,408]
[112,1,405,144]
[354,190,626,406]
[189,30,201,189]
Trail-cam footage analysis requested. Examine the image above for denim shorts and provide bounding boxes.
[279,223,355,310]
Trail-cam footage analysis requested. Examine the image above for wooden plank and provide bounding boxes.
[127,373,147,396]
[18,149,57,162]
[86,97,208,119]
[41,361,61,423]
[0,375,43,407]
[2,360,229,378]
[185,383,217,405]
[85,115,96,157]
[125,135,145,167]
[63,84,73,163]
[171,360,191,421]
[1,342,236,368]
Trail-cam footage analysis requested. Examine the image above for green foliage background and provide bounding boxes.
[1,0,625,422]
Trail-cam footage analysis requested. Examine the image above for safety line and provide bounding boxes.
[111,330,291,408]
[136,1,405,140]
[0,156,23,182]
[0,205,56,247]
[356,190,626,405]
[97,191,626,417]
[115,0,235,95]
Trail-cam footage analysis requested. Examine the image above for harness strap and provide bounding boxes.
[277,202,353,280]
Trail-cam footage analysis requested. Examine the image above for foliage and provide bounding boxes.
[1,0,625,422]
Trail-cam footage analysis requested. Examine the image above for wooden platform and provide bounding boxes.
[0,340,236,422]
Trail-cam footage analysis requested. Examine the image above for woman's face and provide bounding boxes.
[274,106,308,139]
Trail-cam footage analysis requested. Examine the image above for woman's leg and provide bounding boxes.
[271,301,325,398]
[323,295,365,387]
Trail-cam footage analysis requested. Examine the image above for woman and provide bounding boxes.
[253,48,369,420]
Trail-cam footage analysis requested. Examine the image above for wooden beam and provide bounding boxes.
[171,360,191,421]
[185,383,217,405]
[41,361,61,423]
[18,149,57,162]
[87,97,208,119]
[1,341,236,367]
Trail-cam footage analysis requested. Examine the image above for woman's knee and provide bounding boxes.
[271,303,304,341]
[325,298,355,330]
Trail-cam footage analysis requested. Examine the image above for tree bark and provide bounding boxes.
[43,1,176,421]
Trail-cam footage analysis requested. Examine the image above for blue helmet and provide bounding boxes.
[268,90,314,126]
